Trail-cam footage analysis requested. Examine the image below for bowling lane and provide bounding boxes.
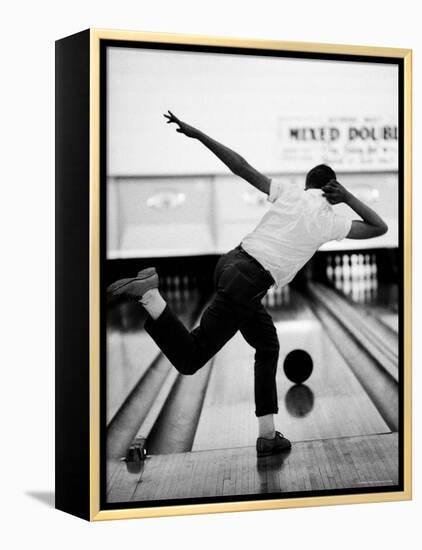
[107,287,200,424]
[355,283,399,335]
[326,252,399,334]
[107,326,160,424]
[192,289,390,452]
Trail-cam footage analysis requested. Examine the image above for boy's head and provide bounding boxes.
[305,164,336,190]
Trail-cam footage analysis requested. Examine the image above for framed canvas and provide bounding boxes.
[55,28,412,521]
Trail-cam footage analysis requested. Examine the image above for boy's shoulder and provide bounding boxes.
[268,179,303,204]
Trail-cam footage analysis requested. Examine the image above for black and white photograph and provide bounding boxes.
[4,0,422,542]
[103,41,403,508]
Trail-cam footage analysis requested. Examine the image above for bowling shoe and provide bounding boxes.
[256,431,292,457]
[107,267,159,300]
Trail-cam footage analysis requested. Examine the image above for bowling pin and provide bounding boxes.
[364,254,372,303]
[326,255,333,282]
[350,256,356,301]
[370,254,378,298]
[285,285,290,305]
[182,275,190,301]
[174,275,181,303]
[334,255,342,290]
[268,286,275,308]
[357,254,365,303]
[276,286,282,307]
[342,254,351,295]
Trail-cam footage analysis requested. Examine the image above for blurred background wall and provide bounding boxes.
[107,47,398,258]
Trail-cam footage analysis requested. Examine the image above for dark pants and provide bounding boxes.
[145,246,279,416]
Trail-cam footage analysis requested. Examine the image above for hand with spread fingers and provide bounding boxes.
[163,110,199,139]
[322,178,350,205]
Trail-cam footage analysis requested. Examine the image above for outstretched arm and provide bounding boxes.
[322,179,388,239]
[164,111,271,194]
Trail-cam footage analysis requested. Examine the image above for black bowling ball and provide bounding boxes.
[283,349,313,384]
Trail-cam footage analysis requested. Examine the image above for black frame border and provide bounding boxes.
[98,38,405,512]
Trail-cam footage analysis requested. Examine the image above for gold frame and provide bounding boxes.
[88,28,412,521]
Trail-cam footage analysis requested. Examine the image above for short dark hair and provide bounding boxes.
[305,164,336,189]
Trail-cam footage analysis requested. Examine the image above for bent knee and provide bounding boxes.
[175,359,203,376]
[255,341,280,360]
[180,368,196,376]
[175,363,196,376]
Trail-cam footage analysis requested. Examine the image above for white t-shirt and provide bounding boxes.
[241,179,352,288]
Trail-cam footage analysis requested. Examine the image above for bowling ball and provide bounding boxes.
[283,349,313,384]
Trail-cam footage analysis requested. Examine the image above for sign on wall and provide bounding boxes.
[278,116,398,172]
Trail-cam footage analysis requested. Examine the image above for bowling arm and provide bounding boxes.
[164,110,271,194]
[344,194,389,239]
[195,131,271,194]
[322,180,388,239]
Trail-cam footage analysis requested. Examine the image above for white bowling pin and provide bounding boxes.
[342,255,351,295]
[326,255,333,281]
[268,286,275,308]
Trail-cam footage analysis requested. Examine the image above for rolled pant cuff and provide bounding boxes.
[255,408,279,417]
[144,304,173,334]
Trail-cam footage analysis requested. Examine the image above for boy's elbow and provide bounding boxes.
[233,157,249,177]
[378,222,388,236]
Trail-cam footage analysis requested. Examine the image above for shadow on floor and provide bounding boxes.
[26,491,55,508]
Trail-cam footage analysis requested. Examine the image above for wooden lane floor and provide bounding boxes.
[340,281,399,339]
[192,290,390,452]
[107,326,160,424]
[107,432,399,502]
